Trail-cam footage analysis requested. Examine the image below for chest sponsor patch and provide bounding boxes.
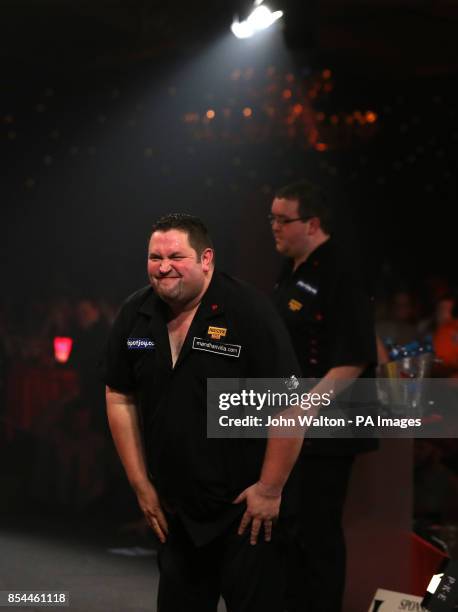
[127,338,156,350]
[192,337,241,358]
[288,298,303,312]
[296,280,318,296]
[207,326,227,340]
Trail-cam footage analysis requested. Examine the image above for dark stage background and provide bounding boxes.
[2,0,457,301]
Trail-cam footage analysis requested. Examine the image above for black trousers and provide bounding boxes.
[283,455,354,612]
[157,515,286,612]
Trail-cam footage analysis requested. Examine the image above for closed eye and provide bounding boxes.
[148,254,186,261]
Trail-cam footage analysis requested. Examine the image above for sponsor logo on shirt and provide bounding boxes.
[296,280,318,295]
[127,338,156,350]
[207,326,227,340]
[192,337,241,358]
[288,298,303,312]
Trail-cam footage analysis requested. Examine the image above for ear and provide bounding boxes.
[307,216,321,234]
[200,248,214,272]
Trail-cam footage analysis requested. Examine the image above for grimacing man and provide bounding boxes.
[102,213,304,612]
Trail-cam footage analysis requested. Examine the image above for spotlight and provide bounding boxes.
[231,0,284,39]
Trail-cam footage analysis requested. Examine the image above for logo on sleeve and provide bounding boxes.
[296,280,318,295]
[288,299,303,312]
[207,326,227,340]
[127,338,156,350]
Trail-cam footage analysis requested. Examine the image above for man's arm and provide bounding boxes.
[235,364,366,544]
[106,386,168,542]
[261,365,366,486]
[310,364,365,397]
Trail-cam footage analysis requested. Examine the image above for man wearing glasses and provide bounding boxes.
[269,180,377,612]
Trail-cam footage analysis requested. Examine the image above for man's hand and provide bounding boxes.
[134,480,169,543]
[233,482,282,545]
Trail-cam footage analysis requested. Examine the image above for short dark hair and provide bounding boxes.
[150,213,214,257]
[275,179,333,233]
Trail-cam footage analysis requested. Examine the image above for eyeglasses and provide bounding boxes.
[267,214,313,226]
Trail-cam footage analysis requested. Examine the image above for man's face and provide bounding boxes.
[392,292,415,322]
[147,229,211,306]
[270,197,309,258]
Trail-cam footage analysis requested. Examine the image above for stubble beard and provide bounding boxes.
[153,277,183,304]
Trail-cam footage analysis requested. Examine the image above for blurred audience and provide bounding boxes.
[418,293,456,338]
[377,289,419,345]
[69,298,110,435]
[433,297,458,376]
[0,294,123,517]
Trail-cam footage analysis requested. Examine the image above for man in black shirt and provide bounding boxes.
[102,214,303,612]
[269,180,377,612]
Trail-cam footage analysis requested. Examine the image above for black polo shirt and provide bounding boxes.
[273,239,377,455]
[101,271,300,545]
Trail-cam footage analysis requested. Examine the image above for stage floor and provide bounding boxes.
[0,515,226,611]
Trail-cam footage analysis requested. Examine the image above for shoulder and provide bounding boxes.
[218,272,273,307]
[312,240,340,274]
[118,285,154,312]
[216,271,283,326]
[123,285,153,307]
[112,285,155,326]
[316,241,370,293]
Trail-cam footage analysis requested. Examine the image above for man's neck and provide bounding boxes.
[292,234,330,272]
